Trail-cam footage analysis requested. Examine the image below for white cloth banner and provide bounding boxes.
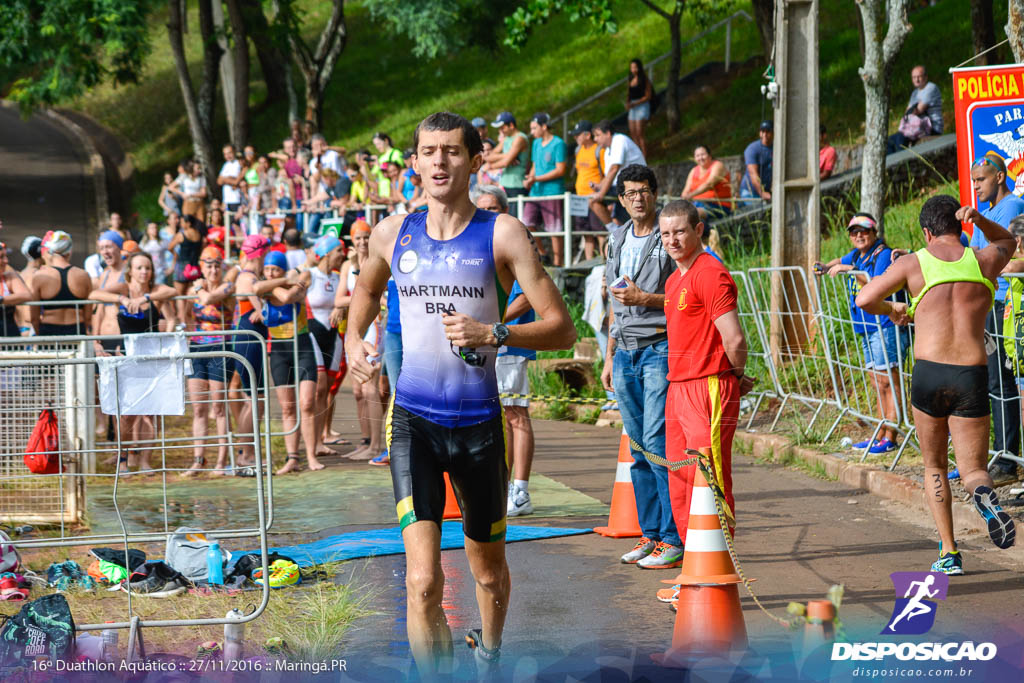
[98,333,189,416]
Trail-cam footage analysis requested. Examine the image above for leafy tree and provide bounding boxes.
[0,0,153,113]
[276,0,347,130]
[363,0,518,59]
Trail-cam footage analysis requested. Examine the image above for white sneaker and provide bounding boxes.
[507,485,533,517]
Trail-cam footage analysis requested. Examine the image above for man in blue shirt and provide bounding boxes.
[970,152,1024,485]
[523,113,568,266]
[739,121,773,206]
[473,184,538,516]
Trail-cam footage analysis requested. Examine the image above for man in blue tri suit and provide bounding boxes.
[344,112,575,677]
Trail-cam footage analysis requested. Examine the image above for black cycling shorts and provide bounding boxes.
[269,333,318,387]
[387,402,508,543]
[911,359,989,419]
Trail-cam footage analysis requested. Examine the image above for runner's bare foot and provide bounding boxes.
[307,456,326,471]
[182,457,205,478]
[276,454,301,475]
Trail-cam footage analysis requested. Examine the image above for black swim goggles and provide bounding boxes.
[450,341,486,367]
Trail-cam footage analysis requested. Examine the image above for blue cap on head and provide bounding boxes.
[314,235,342,258]
[263,251,288,271]
[99,230,124,249]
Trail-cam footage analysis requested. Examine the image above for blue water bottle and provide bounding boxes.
[207,542,224,585]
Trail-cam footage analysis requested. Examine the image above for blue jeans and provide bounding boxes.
[278,197,304,233]
[612,339,680,547]
[383,331,403,384]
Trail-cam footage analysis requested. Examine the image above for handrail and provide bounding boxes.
[553,10,753,139]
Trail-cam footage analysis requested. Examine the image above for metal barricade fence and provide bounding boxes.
[0,341,90,524]
[984,272,1024,478]
[813,271,917,466]
[742,266,843,433]
[0,329,280,529]
[729,270,784,429]
[1,348,271,657]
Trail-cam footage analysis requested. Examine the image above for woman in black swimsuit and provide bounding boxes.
[168,214,208,325]
[0,242,33,337]
[91,253,177,474]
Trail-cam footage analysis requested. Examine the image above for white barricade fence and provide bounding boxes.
[729,270,784,429]
[742,266,843,433]
[0,339,92,524]
[985,272,1024,481]
[0,324,284,530]
[814,270,917,468]
[1,346,272,658]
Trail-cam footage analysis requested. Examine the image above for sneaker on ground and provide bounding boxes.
[46,562,72,592]
[869,438,896,454]
[656,584,680,603]
[369,451,390,467]
[637,542,684,569]
[255,559,301,589]
[972,485,1016,549]
[126,566,187,598]
[620,537,657,564]
[853,439,874,449]
[507,486,533,517]
[989,467,1021,489]
[930,545,964,576]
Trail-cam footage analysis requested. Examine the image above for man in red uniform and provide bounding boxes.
[660,200,754,541]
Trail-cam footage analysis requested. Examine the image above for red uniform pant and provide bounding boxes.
[665,374,739,543]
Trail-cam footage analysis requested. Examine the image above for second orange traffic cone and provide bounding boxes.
[594,428,641,538]
[654,463,748,665]
[442,473,462,520]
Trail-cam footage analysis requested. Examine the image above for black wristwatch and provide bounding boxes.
[491,322,510,347]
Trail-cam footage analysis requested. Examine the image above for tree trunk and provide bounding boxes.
[970,0,997,65]
[857,0,911,230]
[665,12,682,134]
[211,0,236,143]
[1007,0,1024,63]
[242,0,290,108]
[196,0,222,179]
[225,0,251,148]
[750,0,774,60]
[168,0,217,187]
[286,0,347,132]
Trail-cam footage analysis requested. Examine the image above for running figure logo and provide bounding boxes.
[883,571,949,635]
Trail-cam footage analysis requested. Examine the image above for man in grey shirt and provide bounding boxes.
[600,163,683,570]
[888,65,944,153]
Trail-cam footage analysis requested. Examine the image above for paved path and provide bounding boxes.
[304,407,1024,680]
[0,105,92,265]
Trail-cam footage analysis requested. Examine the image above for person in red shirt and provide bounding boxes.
[819,124,838,180]
[660,200,755,541]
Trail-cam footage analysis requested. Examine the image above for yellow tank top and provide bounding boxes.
[908,246,994,318]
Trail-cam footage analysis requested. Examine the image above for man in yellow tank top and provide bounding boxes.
[856,195,1017,575]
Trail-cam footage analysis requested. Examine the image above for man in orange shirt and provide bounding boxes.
[660,200,754,547]
[570,120,606,260]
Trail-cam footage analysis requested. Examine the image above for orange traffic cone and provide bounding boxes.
[594,428,642,538]
[654,464,747,666]
[442,473,462,520]
[801,600,836,658]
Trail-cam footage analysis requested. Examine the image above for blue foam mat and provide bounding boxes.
[241,522,592,567]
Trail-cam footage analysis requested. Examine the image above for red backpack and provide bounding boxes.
[24,409,62,475]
